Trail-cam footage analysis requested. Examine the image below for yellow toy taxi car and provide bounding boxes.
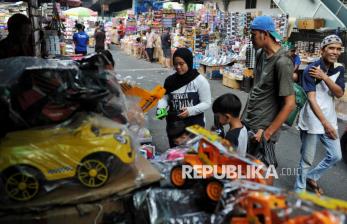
[0,115,135,201]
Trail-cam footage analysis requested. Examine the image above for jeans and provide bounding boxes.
[294,130,342,191]
[146,48,154,62]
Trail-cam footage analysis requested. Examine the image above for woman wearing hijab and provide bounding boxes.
[157,48,212,147]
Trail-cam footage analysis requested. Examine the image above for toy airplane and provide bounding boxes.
[120,83,166,113]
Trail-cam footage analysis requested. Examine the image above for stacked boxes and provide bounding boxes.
[152,10,162,31]
[162,9,176,28]
[175,10,185,25]
[245,41,256,69]
[184,12,195,49]
[297,18,325,30]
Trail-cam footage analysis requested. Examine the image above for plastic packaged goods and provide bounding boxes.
[213,180,347,224]
[0,56,130,137]
[0,113,137,203]
[0,54,157,206]
[132,187,212,224]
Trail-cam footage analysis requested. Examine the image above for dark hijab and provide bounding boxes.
[164,48,199,94]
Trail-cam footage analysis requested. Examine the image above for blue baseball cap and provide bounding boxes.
[250,16,282,42]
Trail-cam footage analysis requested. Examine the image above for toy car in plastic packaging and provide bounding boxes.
[0,114,135,201]
[213,180,347,224]
[170,125,272,203]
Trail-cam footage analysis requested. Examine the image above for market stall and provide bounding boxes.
[62,7,98,55]
[1,1,347,223]
[117,1,292,93]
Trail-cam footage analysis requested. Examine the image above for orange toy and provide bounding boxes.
[216,181,344,224]
[230,191,288,224]
[229,192,340,224]
[170,125,272,202]
[283,210,340,224]
[120,83,166,113]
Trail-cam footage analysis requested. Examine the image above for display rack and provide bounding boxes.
[126,13,137,35]
[184,12,195,49]
[162,9,176,28]
[152,10,162,32]
[0,2,28,40]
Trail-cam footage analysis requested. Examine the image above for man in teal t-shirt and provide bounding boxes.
[242,16,295,164]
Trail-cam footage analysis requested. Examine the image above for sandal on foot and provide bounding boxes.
[306,179,324,195]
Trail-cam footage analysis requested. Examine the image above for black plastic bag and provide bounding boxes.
[247,134,278,168]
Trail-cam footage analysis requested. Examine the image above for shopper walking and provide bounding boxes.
[117,20,125,43]
[145,28,155,62]
[73,23,89,55]
[294,34,345,195]
[242,16,295,164]
[157,48,211,147]
[94,24,106,52]
[161,27,172,68]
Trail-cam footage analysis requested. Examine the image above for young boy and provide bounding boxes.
[212,93,248,157]
[167,120,191,146]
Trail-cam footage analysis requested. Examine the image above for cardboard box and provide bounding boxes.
[297,19,325,30]
[0,197,127,224]
[223,74,240,89]
[0,156,161,223]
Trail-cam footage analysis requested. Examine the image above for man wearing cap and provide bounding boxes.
[288,44,301,82]
[294,34,345,195]
[242,16,295,162]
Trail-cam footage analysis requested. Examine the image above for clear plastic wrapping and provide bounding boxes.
[212,180,346,224]
[132,187,211,224]
[0,114,136,203]
[0,56,131,137]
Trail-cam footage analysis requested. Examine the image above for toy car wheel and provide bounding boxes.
[170,165,191,188]
[205,179,223,202]
[77,154,118,188]
[4,166,42,201]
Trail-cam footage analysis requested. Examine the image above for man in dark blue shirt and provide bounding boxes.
[295,34,345,195]
[73,23,89,55]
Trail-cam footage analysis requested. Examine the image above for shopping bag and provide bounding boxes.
[258,138,278,168]
[248,133,278,168]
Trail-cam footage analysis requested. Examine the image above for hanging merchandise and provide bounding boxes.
[104,21,113,46]
[62,18,75,54]
[152,10,162,31]
[126,13,137,35]
[245,40,256,69]
[162,8,176,28]
[0,1,29,40]
[184,12,195,49]
[175,9,185,25]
